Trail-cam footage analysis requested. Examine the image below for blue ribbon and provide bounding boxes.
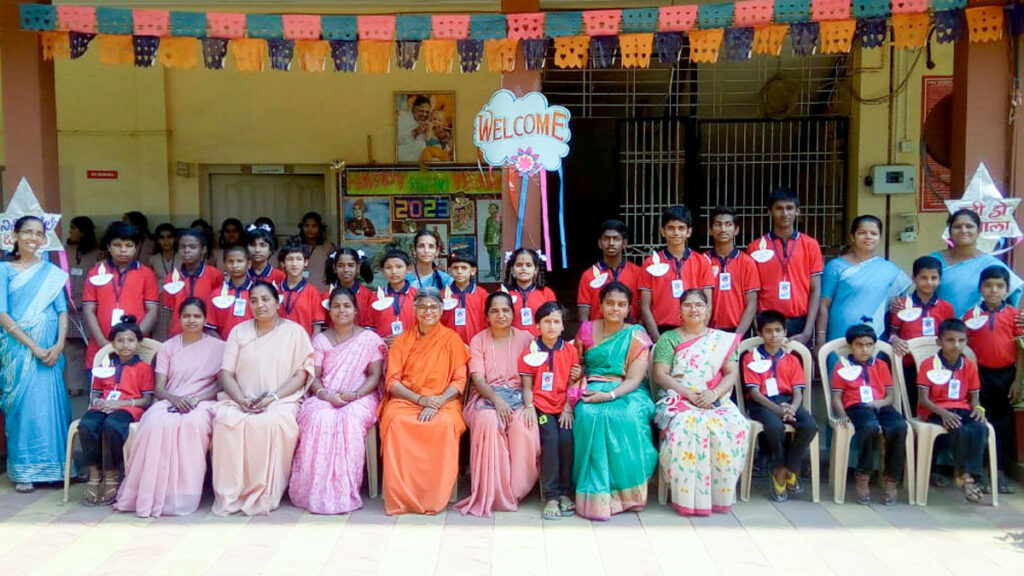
[515,173,528,249]
[558,165,567,268]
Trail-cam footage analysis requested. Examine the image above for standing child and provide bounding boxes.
[296,211,336,291]
[407,229,453,290]
[80,316,155,506]
[502,248,557,337]
[520,302,581,520]
[639,205,714,340]
[830,324,907,505]
[707,207,760,335]
[917,318,989,503]
[961,265,1023,494]
[277,243,325,336]
[161,228,223,338]
[245,223,286,287]
[323,247,376,329]
[742,310,817,502]
[206,245,254,340]
[576,220,643,324]
[65,216,103,397]
[149,224,180,285]
[371,249,418,345]
[442,255,489,345]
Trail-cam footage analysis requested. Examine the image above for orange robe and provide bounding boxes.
[380,324,470,515]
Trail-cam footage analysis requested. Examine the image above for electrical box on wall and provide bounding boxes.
[870,165,916,194]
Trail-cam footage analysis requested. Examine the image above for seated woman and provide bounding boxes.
[652,289,750,516]
[573,282,658,521]
[380,287,470,515]
[454,292,539,517]
[289,287,385,515]
[212,281,314,516]
[116,298,224,517]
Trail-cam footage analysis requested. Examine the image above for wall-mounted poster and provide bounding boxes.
[395,92,455,164]
[451,194,475,234]
[344,197,391,241]
[449,235,477,262]
[920,76,953,212]
[477,199,503,281]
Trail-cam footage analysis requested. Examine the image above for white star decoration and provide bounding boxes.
[943,163,1022,254]
[0,177,63,253]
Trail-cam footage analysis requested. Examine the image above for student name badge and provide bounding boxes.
[105,390,121,401]
[965,315,989,330]
[671,279,685,298]
[90,272,113,286]
[897,307,922,323]
[838,364,863,381]
[212,294,235,309]
[233,298,247,317]
[764,377,780,397]
[520,307,534,326]
[454,308,467,326]
[859,385,875,404]
[70,267,83,277]
[718,272,732,291]
[390,321,404,336]
[921,317,936,337]
[163,280,185,295]
[523,343,549,367]
[927,367,952,385]
[778,281,792,301]
[111,308,125,327]
[750,238,774,263]
[747,359,772,374]
[948,378,962,399]
[541,371,555,392]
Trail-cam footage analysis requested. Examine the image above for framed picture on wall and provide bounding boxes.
[395,92,455,164]
[343,197,392,241]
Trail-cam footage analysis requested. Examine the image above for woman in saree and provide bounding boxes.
[288,287,385,515]
[652,288,749,516]
[380,287,470,515]
[573,282,658,521]
[211,281,314,516]
[454,291,539,517]
[116,297,224,517]
[0,215,73,493]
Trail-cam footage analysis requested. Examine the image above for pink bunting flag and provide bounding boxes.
[507,13,545,40]
[658,6,698,32]
[357,15,396,41]
[207,13,246,39]
[583,10,622,36]
[734,0,775,27]
[133,9,170,37]
[57,6,97,34]
[283,15,321,40]
[811,0,852,21]
[432,15,470,39]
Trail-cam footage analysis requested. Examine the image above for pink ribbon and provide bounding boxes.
[540,169,552,272]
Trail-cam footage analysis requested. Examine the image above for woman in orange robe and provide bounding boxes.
[380,287,470,515]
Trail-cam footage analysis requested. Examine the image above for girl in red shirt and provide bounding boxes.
[323,248,375,329]
[207,245,254,340]
[370,249,417,346]
[246,224,286,287]
[277,243,325,336]
[162,228,224,337]
[502,248,556,337]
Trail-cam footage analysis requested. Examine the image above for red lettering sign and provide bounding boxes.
[86,170,119,180]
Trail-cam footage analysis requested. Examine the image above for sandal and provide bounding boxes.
[958,474,983,504]
[14,483,35,494]
[558,496,576,516]
[82,478,102,506]
[771,474,788,502]
[543,500,561,521]
[997,472,1016,495]
[786,472,803,495]
[883,478,899,506]
[99,477,119,506]
[855,473,871,504]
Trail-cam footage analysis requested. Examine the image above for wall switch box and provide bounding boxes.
[871,165,916,194]
[899,231,918,243]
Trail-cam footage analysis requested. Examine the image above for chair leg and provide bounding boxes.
[657,463,667,506]
[122,423,138,469]
[365,425,379,500]
[915,432,934,507]
[741,429,761,502]
[987,423,999,507]
[809,434,821,503]
[831,428,851,504]
[904,427,916,506]
[63,423,79,504]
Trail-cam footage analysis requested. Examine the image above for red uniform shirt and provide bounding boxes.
[90,355,155,420]
[505,284,557,337]
[707,249,760,331]
[206,278,254,340]
[442,282,489,345]
[963,302,1022,369]
[746,232,824,318]
[322,281,376,329]
[916,353,981,419]
[831,356,893,409]
[82,260,159,366]
[889,293,955,340]
[248,263,286,287]
[518,337,579,414]
[640,248,714,329]
[161,262,224,337]
[278,279,326,336]
[370,282,418,337]
[576,260,643,321]
[742,346,805,398]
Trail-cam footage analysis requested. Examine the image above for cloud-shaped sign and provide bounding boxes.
[474,90,572,172]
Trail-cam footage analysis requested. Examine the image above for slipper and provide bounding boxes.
[855,473,871,505]
[883,478,899,506]
[99,478,119,506]
[997,472,1016,495]
[558,496,576,516]
[82,479,102,506]
[543,500,561,521]
[14,483,35,494]
[786,472,803,495]
[771,475,788,502]
[958,475,983,504]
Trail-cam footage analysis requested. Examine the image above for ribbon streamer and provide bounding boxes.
[558,165,568,268]
[540,169,552,271]
[515,173,528,249]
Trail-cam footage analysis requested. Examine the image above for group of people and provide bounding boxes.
[0,187,1021,520]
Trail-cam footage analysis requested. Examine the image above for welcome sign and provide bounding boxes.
[474,90,572,172]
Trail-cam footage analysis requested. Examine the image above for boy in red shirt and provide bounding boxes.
[441,255,489,345]
[747,188,823,345]
[277,243,325,336]
[742,310,817,502]
[830,324,907,505]
[639,205,714,340]
[161,228,223,337]
[206,245,254,340]
[577,220,643,323]
[962,265,1023,493]
[707,207,760,335]
[521,302,581,520]
[917,318,988,503]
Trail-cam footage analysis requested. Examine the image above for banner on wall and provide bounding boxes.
[920,75,953,212]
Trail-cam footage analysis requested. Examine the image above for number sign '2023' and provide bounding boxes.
[394,197,450,220]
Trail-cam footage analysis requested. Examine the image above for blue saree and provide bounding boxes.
[821,256,912,341]
[0,260,72,483]
[931,251,1023,317]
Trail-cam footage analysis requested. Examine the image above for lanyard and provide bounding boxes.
[281,279,307,316]
[598,259,627,282]
[228,278,252,299]
[110,259,138,308]
[768,232,798,280]
[413,268,442,289]
[848,355,873,386]
[515,284,536,310]
[936,351,962,372]
[159,254,175,277]
[387,281,410,316]
[112,354,139,387]
[249,264,274,281]
[537,336,563,372]
[711,248,739,273]
[758,346,782,380]
[912,292,939,317]
[452,281,476,308]
[662,248,691,281]
[180,262,206,298]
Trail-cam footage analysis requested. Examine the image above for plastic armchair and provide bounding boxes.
[734,337,820,503]
[901,338,998,507]
[816,338,915,505]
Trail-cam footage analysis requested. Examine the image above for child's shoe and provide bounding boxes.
[771,475,788,502]
[855,472,871,504]
[786,472,803,495]
[882,477,899,506]
[558,496,576,516]
[543,500,561,520]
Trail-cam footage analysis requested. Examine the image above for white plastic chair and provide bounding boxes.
[735,337,820,503]
[901,337,998,507]
[817,338,915,505]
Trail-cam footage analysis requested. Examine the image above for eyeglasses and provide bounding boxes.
[415,304,442,312]
[681,302,708,310]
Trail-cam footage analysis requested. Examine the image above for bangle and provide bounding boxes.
[609,391,617,400]
[524,404,534,409]
[129,399,136,407]
[270,392,280,402]
[976,406,986,414]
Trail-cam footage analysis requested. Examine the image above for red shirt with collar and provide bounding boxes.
[639,248,714,328]
[518,337,580,414]
[442,282,489,345]
[831,356,893,409]
[90,355,155,421]
[916,353,981,419]
[82,260,159,366]
[278,279,326,337]
[248,263,286,287]
[206,278,254,340]
[505,284,557,337]
[742,346,805,397]
[963,302,1023,369]
[889,292,955,340]
[707,249,760,330]
[746,232,824,318]
[577,260,643,321]
[162,262,224,337]
[321,281,376,330]
[370,282,418,337]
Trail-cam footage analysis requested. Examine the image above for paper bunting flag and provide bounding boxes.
[753,24,789,55]
[231,38,266,72]
[280,15,320,41]
[133,10,170,37]
[97,7,133,35]
[202,38,229,69]
[268,38,294,71]
[97,34,134,66]
[722,27,754,61]
[40,32,70,61]
[396,14,431,41]
[622,8,659,33]
[589,35,618,68]
[853,0,890,18]
[658,6,698,31]
[790,21,820,56]
[433,15,470,39]
[58,6,97,34]
[132,36,159,67]
[207,13,245,39]
[294,40,329,71]
[329,40,359,71]
[395,40,421,69]
[934,10,963,43]
[891,0,929,14]
[892,12,930,48]
[423,39,457,73]
[322,15,358,41]
[457,39,483,72]
[20,4,56,31]
[966,6,1003,43]
[507,13,545,40]
[470,14,506,40]
[545,11,582,38]
[856,17,888,47]
[359,40,391,74]
[583,10,622,36]
[70,32,96,59]
[735,0,775,27]
[619,33,654,68]
[931,0,967,10]
[170,12,207,37]
[820,19,856,52]
[554,35,589,69]
[654,32,685,63]
[774,0,813,23]
[699,4,735,29]
[247,14,284,40]
[484,38,517,72]
[521,38,548,70]
[811,0,851,21]
[689,29,724,63]
[358,15,396,41]
[158,37,199,69]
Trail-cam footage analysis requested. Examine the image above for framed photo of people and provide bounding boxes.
[394,92,455,164]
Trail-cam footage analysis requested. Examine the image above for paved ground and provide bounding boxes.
[1,474,1023,576]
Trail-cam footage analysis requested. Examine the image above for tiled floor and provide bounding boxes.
[1,476,1023,576]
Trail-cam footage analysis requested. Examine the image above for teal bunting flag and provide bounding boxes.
[773,0,813,23]
[545,12,582,37]
[322,16,358,41]
[852,0,890,19]
[96,7,133,35]
[470,14,506,40]
[170,12,207,38]
[930,0,966,10]
[698,3,735,29]
[622,8,659,33]
[396,14,431,41]
[20,4,55,31]
[246,14,284,39]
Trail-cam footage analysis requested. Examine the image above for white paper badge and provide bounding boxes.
[105,390,122,401]
[747,359,772,374]
[89,262,113,286]
[589,265,609,289]
[371,287,394,312]
[163,269,185,295]
[442,298,459,311]
[718,272,732,291]
[948,378,961,399]
[750,237,774,263]
[541,371,555,392]
[897,307,922,322]
[212,284,235,309]
[321,298,330,311]
[965,315,989,330]
[70,267,83,277]
[927,368,952,385]
[523,342,549,367]
[778,281,792,301]
[838,364,863,381]
[646,251,670,277]
[454,308,467,326]
[765,377,780,397]
[93,356,115,379]
[859,385,875,404]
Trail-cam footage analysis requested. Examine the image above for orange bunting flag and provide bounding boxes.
[966,6,1004,44]
[97,34,134,66]
[753,25,789,56]
[295,40,329,72]
[231,38,266,72]
[484,38,517,73]
[554,35,589,69]
[892,12,930,49]
[40,31,70,60]
[619,33,654,69]
[423,39,457,73]
[158,37,199,69]
[359,40,392,74]
[689,29,724,64]
[820,19,856,54]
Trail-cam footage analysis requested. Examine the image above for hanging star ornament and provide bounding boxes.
[0,178,63,253]
[943,163,1022,255]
